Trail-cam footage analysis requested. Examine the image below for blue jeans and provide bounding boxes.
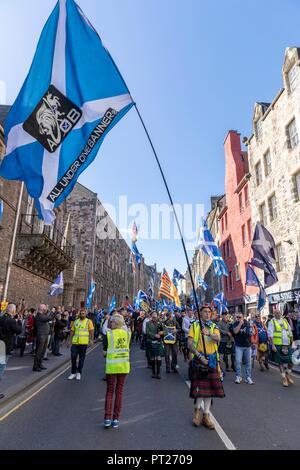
[235,346,252,379]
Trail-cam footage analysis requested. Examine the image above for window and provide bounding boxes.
[241,224,247,246]
[275,243,285,272]
[239,193,243,213]
[255,161,263,186]
[225,213,228,230]
[268,193,277,221]
[255,119,263,141]
[226,239,231,258]
[235,263,241,281]
[288,64,299,93]
[264,150,272,176]
[287,119,299,149]
[295,171,300,200]
[259,202,268,226]
[247,219,252,241]
[25,196,34,224]
[244,185,249,206]
[224,276,228,292]
[221,218,224,233]
[229,271,233,290]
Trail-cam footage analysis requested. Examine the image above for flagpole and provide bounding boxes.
[2,182,24,302]
[105,53,207,355]
[133,105,207,344]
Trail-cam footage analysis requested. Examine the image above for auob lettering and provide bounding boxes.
[47,108,118,202]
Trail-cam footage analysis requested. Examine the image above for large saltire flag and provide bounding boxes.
[0,0,133,224]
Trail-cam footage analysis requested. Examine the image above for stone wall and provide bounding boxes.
[247,47,300,301]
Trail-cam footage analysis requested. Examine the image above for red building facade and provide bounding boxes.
[219,131,257,313]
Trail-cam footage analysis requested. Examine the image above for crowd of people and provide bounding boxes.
[0,299,299,429]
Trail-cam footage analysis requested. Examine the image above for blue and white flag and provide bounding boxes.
[250,222,278,288]
[127,303,135,314]
[246,264,266,311]
[137,290,148,306]
[48,271,64,296]
[172,268,185,287]
[131,242,142,265]
[0,0,133,224]
[212,292,228,315]
[196,275,208,291]
[86,278,95,309]
[196,218,228,277]
[0,199,3,224]
[148,278,154,300]
[109,295,116,314]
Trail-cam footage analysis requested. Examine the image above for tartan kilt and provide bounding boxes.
[190,367,225,399]
[148,340,165,358]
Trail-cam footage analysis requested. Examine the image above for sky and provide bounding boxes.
[1,0,300,276]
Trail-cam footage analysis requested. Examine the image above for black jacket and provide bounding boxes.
[54,319,67,337]
[0,314,22,353]
[35,312,55,337]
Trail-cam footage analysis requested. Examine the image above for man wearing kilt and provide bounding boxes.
[268,307,294,387]
[188,304,225,430]
[146,311,165,379]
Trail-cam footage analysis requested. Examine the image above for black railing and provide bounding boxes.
[19,214,74,258]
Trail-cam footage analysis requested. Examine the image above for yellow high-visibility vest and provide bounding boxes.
[106,328,131,374]
[72,319,90,345]
[191,321,219,359]
[272,319,292,346]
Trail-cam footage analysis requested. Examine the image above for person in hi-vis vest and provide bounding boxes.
[103,313,131,429]
[67,309,94,381]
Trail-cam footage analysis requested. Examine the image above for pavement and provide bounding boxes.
[0,343,71,406]
[0,340,300,450]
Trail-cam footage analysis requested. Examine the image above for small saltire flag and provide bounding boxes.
[212,292,228,316]
[0,199,3,224]
[109,295,116,314]
[148,278,154,300]
[196,275,208,291]
[131,242,142,265]
[172,268,185,287]
[250,222,278,288]
[86,278,96,308]
[0,0,133,224]
[137,290,148,306]
[158,269,173,301]
[246,264,266,311]
[48,272,64,296]
[127,303,135,314]
[196,218,228,277]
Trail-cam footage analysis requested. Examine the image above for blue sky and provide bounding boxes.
[1,0,300,276]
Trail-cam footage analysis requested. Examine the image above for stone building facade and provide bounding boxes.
[219,131,257,314]
[66,182,160,309]
[246,47,300,312]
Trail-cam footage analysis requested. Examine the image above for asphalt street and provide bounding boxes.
[0,341,299,450]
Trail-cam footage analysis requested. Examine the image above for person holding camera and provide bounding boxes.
[188,304,224,430]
